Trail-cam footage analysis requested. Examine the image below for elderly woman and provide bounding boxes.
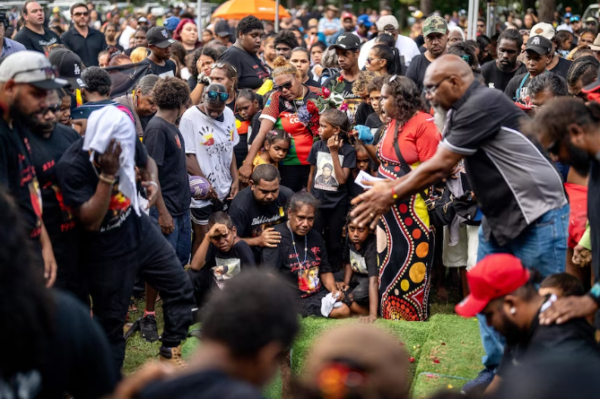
[262,191,351,318]
[114,74,159,138]
[353,75,440,321]
[238,57,321,191]
[448,26,465,48]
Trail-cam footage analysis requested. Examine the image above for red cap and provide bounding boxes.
[341,12,354,21]
[455,254,531,318]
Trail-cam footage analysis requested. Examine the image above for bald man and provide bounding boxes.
[351,54,569,392]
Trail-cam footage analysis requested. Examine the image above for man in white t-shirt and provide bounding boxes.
[358,15,420,69]
[179,83,240,251]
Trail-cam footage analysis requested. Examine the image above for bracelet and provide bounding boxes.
[391,186,398,199]
[98,174,116,185]
[146,181,158,189]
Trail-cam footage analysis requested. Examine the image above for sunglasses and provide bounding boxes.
[206,90,229,102]
[274,81,293,91]
[366,57,383,64]
[45,103,62,114]
[210,62,237,73]
[73,11,89,16]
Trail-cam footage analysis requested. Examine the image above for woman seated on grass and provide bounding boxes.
[261,191,351,319]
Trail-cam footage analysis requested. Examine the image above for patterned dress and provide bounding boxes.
[376,113,441,321]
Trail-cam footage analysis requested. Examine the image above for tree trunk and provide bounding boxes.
[538,0,555,23]
[420,0,432,16]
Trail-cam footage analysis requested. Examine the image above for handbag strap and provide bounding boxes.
[391,120,430,203]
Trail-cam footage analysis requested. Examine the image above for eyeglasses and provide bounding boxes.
[274,81,293,91]
[206,90,229,102]
[73,11,89,17]
[45,103,61,114]
[366,57,383,64]
[423,76,451,95]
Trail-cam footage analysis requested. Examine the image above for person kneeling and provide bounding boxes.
[188,212,255,308]
[337,216,379,323]
[261,191,351,319]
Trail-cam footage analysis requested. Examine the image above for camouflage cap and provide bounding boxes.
[423,15,448,38]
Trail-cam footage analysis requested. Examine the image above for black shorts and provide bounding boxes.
[294,289,329,318]
[190,200,229,225]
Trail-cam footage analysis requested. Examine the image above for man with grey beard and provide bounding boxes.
[26,88,83,296]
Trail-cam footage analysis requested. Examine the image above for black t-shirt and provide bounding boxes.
[405,54,431,92]
[219,46,270,90]
[305,76,320,88]
[60,27,107,67]
[355,102,374,126]
[590,159,600,290]
[144,117,190,216]
[504,72,533,103]
[481,60,522,92]
[140,57,176,77]
[248,111,262,145]
[322,76,364,125]
[56,138,149,258]
[0,119,43,240]
[4,291,118,399]
[497,299,600,377]
[365,112,384,130]
[27,124,80,240]
[188,75,197,92]
[140,369,263,399]
[14,26,62,54]
[204,240,256,288]
[343,234,378,278]
[307,140,356,208]
[229,185,294,239]
[261,223,332,298]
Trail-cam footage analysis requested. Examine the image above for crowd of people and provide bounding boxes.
[1,1,600,398]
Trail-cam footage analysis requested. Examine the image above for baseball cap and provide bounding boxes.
[146,26,176,48]
[376,15,399,31]
[138,17,148,23]
[422,15,448,38]
[164,16,180,31]
[326,5,339,12]
[48,49,86,89]
[341,11,353,21]
[357,14,372,28]
[525,35,552,55]
[0,51,67,90]
[214,20,231,38]
[455,254,531,318]
[564,12,572,18]
[530,22,555,40]
[331,33,361,51]
[585,17,597,23]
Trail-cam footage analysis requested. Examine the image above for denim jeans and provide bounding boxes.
[476,204,569,368]
[149,207,192,267]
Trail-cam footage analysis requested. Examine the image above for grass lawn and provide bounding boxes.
[123,299,484,398]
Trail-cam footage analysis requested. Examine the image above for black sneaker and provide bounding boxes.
[461,367,496,394]
[140,315,159,342]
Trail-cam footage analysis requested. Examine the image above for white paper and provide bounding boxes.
[354,170,386,189]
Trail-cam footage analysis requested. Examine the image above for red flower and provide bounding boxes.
[337,75,344,83]
[307,101,319,115]
[322,87,331,99]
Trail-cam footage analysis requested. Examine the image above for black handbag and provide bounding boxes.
[391,122,454,227]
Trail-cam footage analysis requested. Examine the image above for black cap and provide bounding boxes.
[331,33,361,50]
[525,35,552,56]
[48,49,86,89]
[146,26,176,48]
[582,67,600,93]
[214,20,231,38]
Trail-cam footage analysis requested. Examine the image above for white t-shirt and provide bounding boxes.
[119,25,136,50]
[180,106,239,208]
[358,35,421,69]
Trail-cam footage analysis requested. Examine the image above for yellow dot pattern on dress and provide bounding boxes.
[401,279,410,291]
[409,262,427,283]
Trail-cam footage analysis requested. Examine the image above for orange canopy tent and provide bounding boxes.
[211,0,290,21]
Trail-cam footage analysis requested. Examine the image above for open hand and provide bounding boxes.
[350,179,396,229]
[539,295,598,325]
[98,139,122,176]
[259,227,281,248]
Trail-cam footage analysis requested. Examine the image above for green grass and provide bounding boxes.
[123,297,484,398]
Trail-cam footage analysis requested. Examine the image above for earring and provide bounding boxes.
[510,307,516,315]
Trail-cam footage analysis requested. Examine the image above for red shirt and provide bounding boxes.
[565,182,588,249]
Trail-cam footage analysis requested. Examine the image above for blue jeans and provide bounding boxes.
[149,207,192,267]
[476,204,569,368]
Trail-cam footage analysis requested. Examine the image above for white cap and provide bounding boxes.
[376,15,399,31]
[530,22,555,40]
[0,51,67,89]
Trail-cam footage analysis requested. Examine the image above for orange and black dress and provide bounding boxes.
[376,112,441,321]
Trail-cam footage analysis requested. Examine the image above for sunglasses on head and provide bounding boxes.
[206,90,229,102]
[274,81,293,91]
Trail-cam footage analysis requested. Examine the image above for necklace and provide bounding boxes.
[287,222,308,266]
[292,86,307,115]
